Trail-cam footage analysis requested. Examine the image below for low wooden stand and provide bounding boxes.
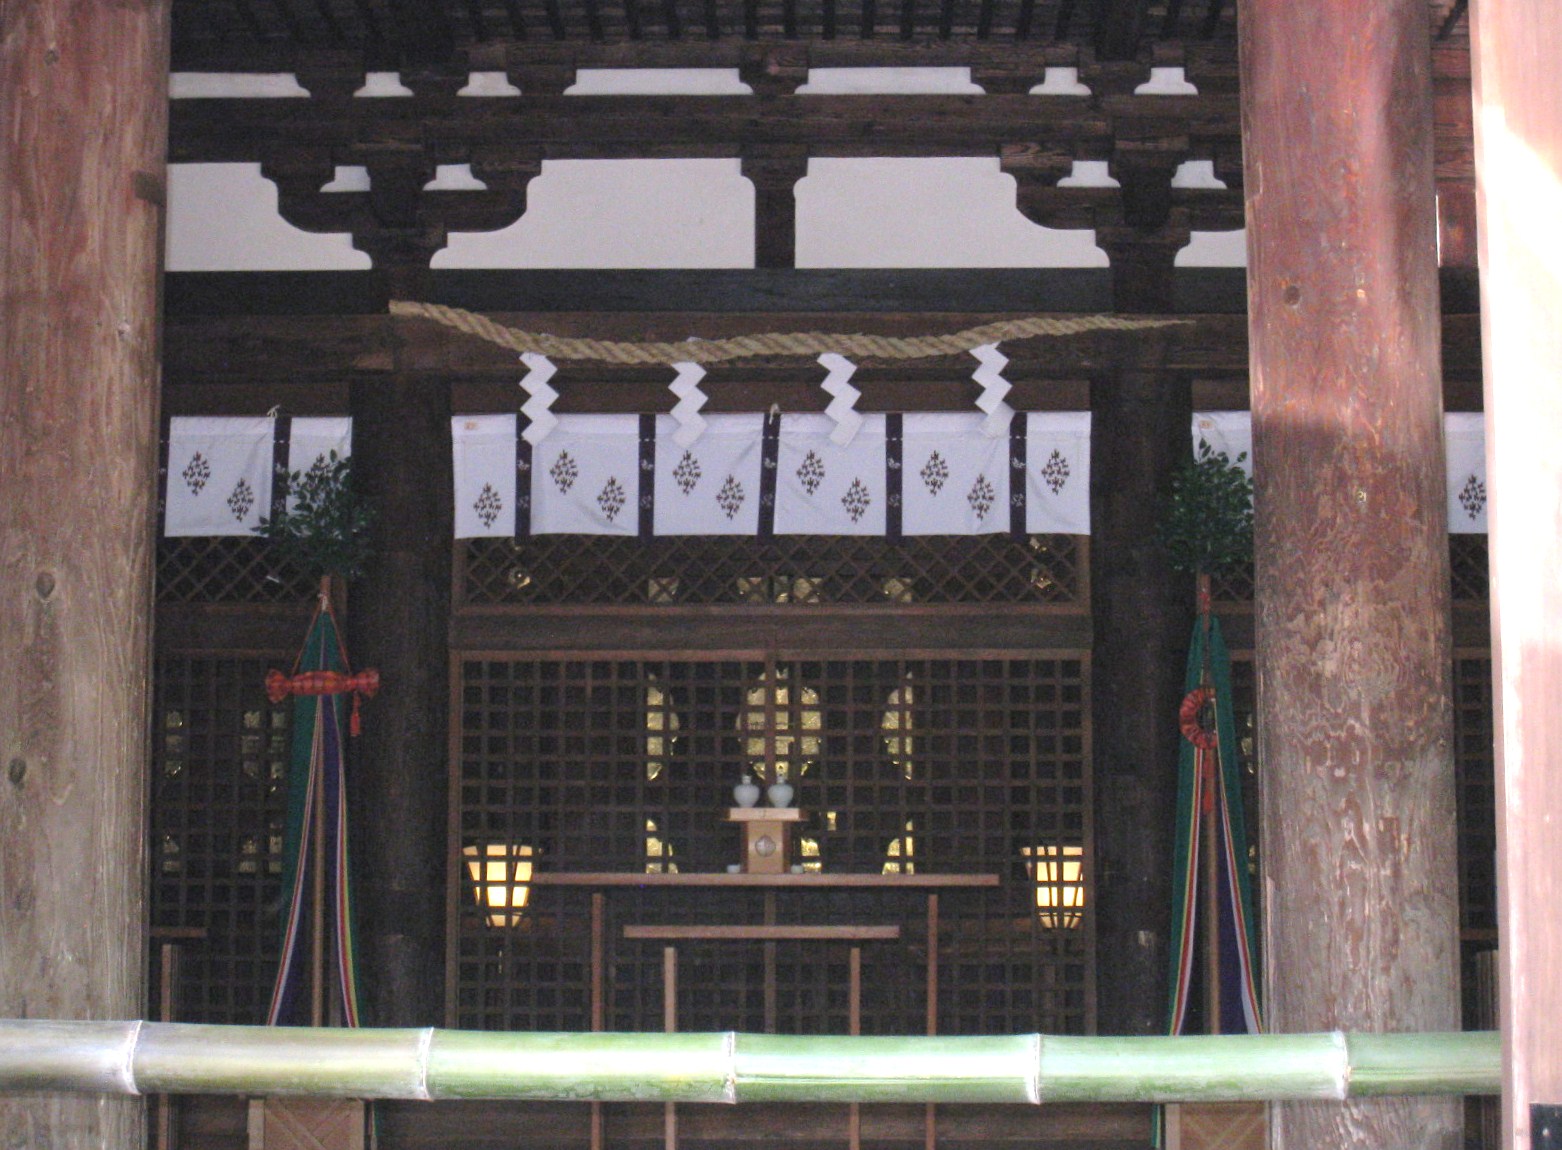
[725,806,803,873]
[531,871,998,1150]
[625,923,902,1150]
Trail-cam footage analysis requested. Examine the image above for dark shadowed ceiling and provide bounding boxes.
[168,0,1468,73]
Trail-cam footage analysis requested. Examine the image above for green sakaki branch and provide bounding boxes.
[0,1022,1497,1103]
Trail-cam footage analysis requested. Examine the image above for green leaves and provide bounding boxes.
[1160,442,1254,576]
[255,451,373,582]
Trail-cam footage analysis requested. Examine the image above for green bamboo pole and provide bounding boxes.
[0,1022,1499,1103]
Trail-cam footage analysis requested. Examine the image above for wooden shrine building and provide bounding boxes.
[4,1,1560,1148]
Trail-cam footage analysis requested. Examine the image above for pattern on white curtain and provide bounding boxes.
[164,416,352,537]
[448,411,1095,538]
[453,414,518,538]
[164,412,1488,539]
[654,413,766,535]
[775,412,887,534]
[1443,413,1488,533]
[1025,412,1092,535]
[288,417,352,480]
[529,414,642,535]
[900,413,1009,535]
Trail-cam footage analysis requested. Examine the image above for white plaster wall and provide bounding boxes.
[165,163,371,271]
[166,67,1246,272]
[437,158,756,269]
[795,158,1107,268]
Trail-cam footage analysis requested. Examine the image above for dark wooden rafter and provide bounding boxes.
[350,0,385,42]
[309,0,349,42]
[271,0,314,44]
[501,0,529,37]
[466,0,491,41]
[230,0,274,40]
[1090,0,1148,61]
[542,0,569,36]
[1013,0,1034,38]
[975,0,995,40]
[1053,0,1076,39]
[386,0,458,66]
[1198,0,1224,39]
[157,0,1313,77]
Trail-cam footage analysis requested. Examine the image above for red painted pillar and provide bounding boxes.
[0,2,169,1147]
[1238,2,1461,1147]
[1468,2,1562,1145]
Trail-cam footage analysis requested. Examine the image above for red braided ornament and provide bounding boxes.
[1178,685,1218,751]
[265,668,380,736]
[265,668,380,703]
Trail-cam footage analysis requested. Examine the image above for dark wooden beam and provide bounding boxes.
[0,4,168,1150]
[1239,1,1460,1147]
[164,267,1129,315]
[168,91,1247,165]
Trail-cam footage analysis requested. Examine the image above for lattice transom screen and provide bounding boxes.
[460,533,1084,606]
[151,655,291,1023]
[454,656,1091,1036]
[1454,655,1496,938]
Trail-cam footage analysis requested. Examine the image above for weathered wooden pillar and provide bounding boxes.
[0,3,170,1149]
[1238,2,1460,1147]
[345,347,453,1030]
[1090,359,1192,1035]
[1467,3,1562,1145]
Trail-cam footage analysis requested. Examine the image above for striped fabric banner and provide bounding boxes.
[1166,612,1262,1037]
[266,595,363,1029]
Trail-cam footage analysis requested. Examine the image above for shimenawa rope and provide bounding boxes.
[389,300,1190,365]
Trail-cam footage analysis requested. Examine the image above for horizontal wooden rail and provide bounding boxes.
[625,926,901,941]
[531,871,998,887]
[0,1022,1499,1103]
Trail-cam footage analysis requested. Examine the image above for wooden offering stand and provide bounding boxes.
[726,806,803,874]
